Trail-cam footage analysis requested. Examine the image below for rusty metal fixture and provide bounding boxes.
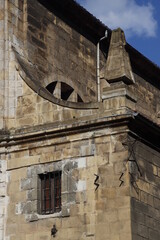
[51,224,57,237]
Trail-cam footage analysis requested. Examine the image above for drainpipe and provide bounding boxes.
[97,30,108,102]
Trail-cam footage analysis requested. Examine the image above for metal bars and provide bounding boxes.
[39,171,61,214]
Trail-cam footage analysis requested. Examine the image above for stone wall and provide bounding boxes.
[5,0,107,130]
[128,73,160,125]
[4,126,132,240]
[0,1,160,240]
[26,0,99,101]
[0,0,7,129]
[130,138,160,240]
[2,0,27,129]
[0,160,9,240]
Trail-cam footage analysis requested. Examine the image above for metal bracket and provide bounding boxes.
[94,174,99,191]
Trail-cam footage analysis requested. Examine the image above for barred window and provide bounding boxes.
[39,171,61,214]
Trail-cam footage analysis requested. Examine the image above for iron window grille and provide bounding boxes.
[39,171,61,214]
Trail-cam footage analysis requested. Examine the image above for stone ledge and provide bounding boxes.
[102,88,137,103]
[26,211,64,222]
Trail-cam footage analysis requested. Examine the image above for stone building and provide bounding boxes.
[0,0,160,239]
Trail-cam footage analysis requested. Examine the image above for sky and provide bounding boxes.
[76,0,160,67]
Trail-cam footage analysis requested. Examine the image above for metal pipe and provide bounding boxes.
[97,41,100,102]
[97,30,108,102]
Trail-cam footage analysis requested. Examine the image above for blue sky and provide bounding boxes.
[76,0,160,67]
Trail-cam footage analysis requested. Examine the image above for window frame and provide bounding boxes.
[38,171,62,215]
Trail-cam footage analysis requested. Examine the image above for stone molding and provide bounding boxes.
[104,28,135,84]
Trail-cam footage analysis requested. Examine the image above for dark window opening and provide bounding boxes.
[39,171,61,214]
[46,81,57,94]
[77,94,83,102]
[61,82,74,100]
